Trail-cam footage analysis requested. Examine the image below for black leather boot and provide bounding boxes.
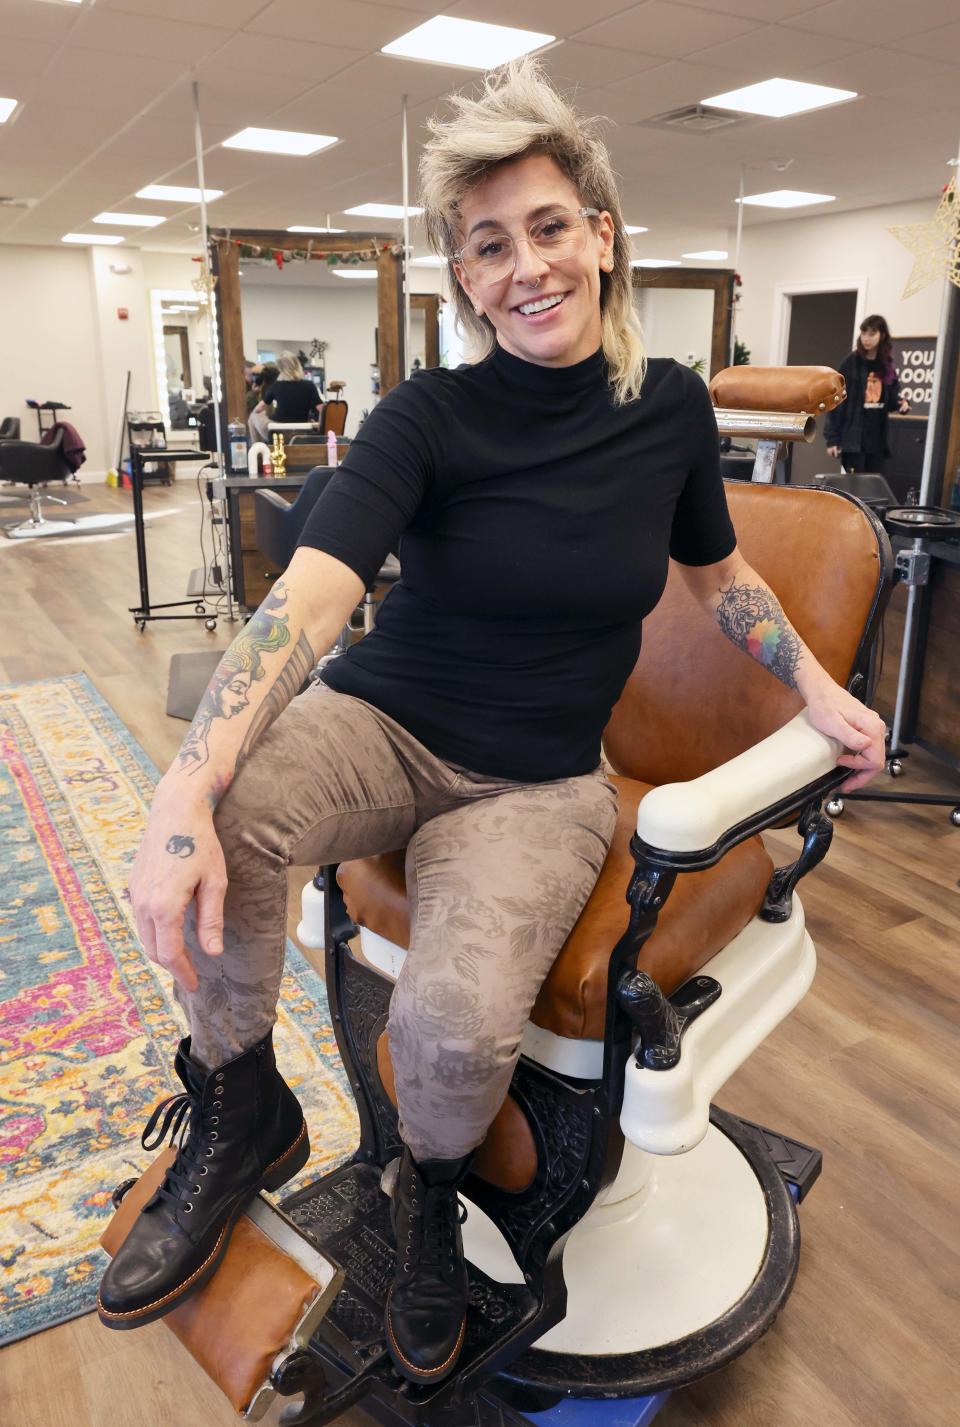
[97,1031,308,1329]
[385,1147,473,1384]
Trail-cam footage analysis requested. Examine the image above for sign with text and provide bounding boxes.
[893,336,937,407]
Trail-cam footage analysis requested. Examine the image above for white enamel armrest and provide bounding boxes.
[636,710,843,855]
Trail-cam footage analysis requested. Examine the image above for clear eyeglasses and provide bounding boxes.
[453,207,600,282]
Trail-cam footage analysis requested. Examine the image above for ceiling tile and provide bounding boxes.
[806,46,956,100]
[659,0,838,16]
[690,23,862,73]
[783,0,960,45]
[0,0,82,43]
[99,0,266,23]
[247,0,426,50]
[208,31,364,81]
[268,80,405,134]
[896,20,960,60]
[572,2,761,59]
[445,0,644,33]
[69,9,234,64]
[545,40,666,87]
[607,58,760,116]
[0,36,58,78]
[325,51,484,104]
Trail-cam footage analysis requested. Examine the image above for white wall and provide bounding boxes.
[735,198,944,367]
[0,244,109,471]
[635,285,715,370]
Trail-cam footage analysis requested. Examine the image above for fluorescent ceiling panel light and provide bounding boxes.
[136,184,223,203]
[93,211,165,228]
[409,256,446,267]
[344,203,423,219]
[382,17,554,70]
[286,225,346,233]
[62,233,124,245]
[624,225,648,235]
[682,249,728,260]
[332,268,377,279]
[701,77,856,118]
[0,97,19,123]
[631,258,680,268]
[738,189,835,208]
[222,127,338,157]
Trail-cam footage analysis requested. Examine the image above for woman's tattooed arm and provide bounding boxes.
[715,575,803,690]
[175,580,316,780]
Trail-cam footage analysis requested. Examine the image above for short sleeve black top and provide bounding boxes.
[298,346,736,782]
[264,379,320,422]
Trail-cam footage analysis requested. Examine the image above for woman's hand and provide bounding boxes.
[826,444,841,459]
[898,398,910,414]
[128,784,227,993]
[803,677,887,792]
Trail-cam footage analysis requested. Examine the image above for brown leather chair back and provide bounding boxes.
[320,399,348,437]
[603,482,889,786]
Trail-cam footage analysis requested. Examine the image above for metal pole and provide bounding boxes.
[730,164,745,366]
[192,78,235,620]
[401,93,412,380]
[889,139,960,751]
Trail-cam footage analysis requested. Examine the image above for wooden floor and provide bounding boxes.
[2,483,958,1427]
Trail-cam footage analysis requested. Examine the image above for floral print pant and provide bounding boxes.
[176,684,618,1161]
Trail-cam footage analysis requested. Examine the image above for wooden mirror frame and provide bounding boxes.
[209,229,405,427]
[631,267,735,377]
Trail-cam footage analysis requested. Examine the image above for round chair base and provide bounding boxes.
[500,1108,800,1399]
[6,512,133,540]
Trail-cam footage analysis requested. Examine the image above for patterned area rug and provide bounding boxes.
[0,673,359,1346]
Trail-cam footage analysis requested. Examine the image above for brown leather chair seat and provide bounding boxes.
[336,775,773,1043]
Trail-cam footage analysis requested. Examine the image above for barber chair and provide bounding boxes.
[320,388,348,438]
[103,370,893,1425]
[0,430,74,538]
[254,467,400,651]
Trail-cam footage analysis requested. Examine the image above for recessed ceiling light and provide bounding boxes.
[631,258,680,268]
[136,184,224,203]
[332,268,377,279]
[222,127,338,157]
[62,233,124,245]
[702,78,856,118]
[409,255,446,267]
[93,211,165,228]
[382,17,554,70]
[624,225,648,235]
[344,203,424,219]
[682,249,728,260]
[737,190,835,208]
[286,225,346,234]
[0,97,19,123]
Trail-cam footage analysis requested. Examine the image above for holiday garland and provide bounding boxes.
[233,239,403,271]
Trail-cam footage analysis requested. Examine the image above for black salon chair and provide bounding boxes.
[0,430,74,538]
[0,416,21,441]
[808,470,897,518]
[254,466,400,648]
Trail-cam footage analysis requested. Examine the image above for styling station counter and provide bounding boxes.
[222,475,305,611]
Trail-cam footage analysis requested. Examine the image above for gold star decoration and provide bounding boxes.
[191,269,218,304]
[889,176,960,299]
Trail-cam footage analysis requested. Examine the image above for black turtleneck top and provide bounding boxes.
[298,346,735,781]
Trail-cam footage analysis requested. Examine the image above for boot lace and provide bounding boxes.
[140,1090,219,1215]
[407,1186,468,1279]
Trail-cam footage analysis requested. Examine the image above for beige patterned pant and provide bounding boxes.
[175,684,618,1160]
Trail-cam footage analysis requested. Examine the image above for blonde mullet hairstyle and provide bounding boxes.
[420,58,646,405]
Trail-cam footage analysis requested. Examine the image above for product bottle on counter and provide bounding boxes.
[327,429,338,468]
[227,420,248,473]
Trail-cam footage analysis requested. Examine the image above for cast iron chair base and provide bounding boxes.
[271,1112,817,1426]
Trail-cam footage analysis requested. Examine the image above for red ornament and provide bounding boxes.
[273,249,285,270]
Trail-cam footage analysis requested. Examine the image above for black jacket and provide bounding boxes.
[824,350,901,455]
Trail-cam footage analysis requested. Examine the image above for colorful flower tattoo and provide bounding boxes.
[717,580,801,690]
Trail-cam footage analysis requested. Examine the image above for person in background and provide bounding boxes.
[825,314,910,474]
[248,353,319,443]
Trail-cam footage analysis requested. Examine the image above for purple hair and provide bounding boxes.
[857,314,896,384]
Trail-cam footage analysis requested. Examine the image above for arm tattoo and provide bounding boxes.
[716,577,802,690]
[166,835,196,858]
[176,581,315,777]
